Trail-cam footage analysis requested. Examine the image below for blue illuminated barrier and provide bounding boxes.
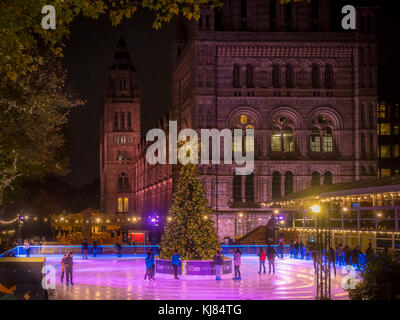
[1,245,289,257]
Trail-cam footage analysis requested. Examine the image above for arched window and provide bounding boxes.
[271,126,282,152]
[370,133,375,155]
[272,65,281,88]
[322,127,333,152]
[311,171,320,187]
[285,65,294,88]
[118,173,130,192]
[310,127,321,152]
[325,64,334,89]
[312,64,321,88]
[245,173,254,201]
[361,132,366,156]
[246,65,254,88]
[233,64,240,88]
[113,112,119,129]
[233,174,242,201]
[120,112,125,128]
[284,171,294,195]
[323,171,333,185]
[283,126,294,152]
[272,171,281,199]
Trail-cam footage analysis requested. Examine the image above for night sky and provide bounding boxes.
[63,11,176,187]
[62,1,400,188]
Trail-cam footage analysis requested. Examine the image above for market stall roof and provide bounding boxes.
[271,176,400,203]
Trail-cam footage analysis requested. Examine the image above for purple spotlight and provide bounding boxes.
[278,216,284,220]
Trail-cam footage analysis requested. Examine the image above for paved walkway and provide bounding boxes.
[38,255,354,300]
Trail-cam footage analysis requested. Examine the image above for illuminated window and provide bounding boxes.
[271,127,282,152]
[322,127,333,152]
[283,127,294,152]
[395,144,399,158]
[378,103,386,118]
[310,127,321,152]
[378,123,391,135]
[379,145,391,158]
[118,197,129,213]
[380,169,391,178]
[394,125,399,136]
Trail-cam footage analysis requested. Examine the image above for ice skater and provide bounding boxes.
[278,238,285,258]
[258,248,266,274]
[233,248,241,280]
[171,251,181,280]
[65,252,74,286]
[213,250,223,280]
[266,245,278,273]
[24,240,30,257]
[92,241,97,257]
[82,239,88,259]
[115,242,122,257]
[144,249,155,281]
[60,253,67,283]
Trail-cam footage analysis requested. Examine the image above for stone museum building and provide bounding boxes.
[100,0,378,241]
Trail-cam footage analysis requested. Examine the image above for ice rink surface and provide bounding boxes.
[34,254,353,300]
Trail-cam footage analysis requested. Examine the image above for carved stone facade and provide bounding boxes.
[101,0,378,241]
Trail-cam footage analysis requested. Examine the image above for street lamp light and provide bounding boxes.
[311,203,331,300]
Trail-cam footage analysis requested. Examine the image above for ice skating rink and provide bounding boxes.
[40,255,353,300]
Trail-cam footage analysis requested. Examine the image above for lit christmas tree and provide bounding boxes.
[159,163,220,260]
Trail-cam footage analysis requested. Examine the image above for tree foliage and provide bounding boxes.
[348,251,400,300]
[159,164,220,260]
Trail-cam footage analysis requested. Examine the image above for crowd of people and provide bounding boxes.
[283,238,373,274]
[51,240,376,285]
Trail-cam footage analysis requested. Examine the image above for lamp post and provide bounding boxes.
[311,203,331,300]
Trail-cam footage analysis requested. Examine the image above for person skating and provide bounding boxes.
[171,251,181,280]
[289,240,294,258]
[115,242,122,257]
[336,244,344,266]
[82,239,88,259]
[278,238,285,258]
[144,249,155,281]
[60,253,68,283]
[299,240,305,259]
[65,252,74,286]
[294,240,299,259]
[258,248,266,274]
[352,246,361,271]
[92,241,97,257]
[24,240,30,257]
[266,245,278,273]
[233,248,241,280]
[344,245,352,271]
[213,250,223,280]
